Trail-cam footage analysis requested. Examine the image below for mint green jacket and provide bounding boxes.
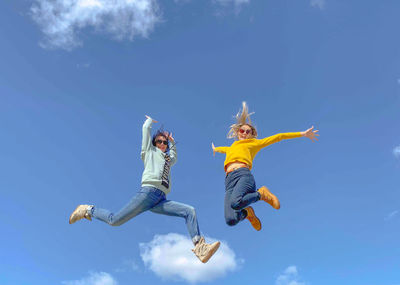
[140,118,177,194]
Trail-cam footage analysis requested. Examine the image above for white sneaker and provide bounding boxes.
[192,237,220,263]
[69,205,93,224]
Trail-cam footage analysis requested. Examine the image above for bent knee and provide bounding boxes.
[230,201,242,211]
[185,206,196,217]
[110,220,123,226]
[109,216,124,227]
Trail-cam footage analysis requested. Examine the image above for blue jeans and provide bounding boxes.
[224,168,260,226]
[91,186,201,244]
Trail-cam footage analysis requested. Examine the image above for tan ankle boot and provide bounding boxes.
[69,205,93,224]
[245,206,261,231]
[257,186,280,209]
[192,237,220,263]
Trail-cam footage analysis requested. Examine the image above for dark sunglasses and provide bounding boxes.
[239,128,252,134]
[156,140,168,145]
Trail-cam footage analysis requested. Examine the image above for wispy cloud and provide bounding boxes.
[310,0,325,10]
[393,145,400,158]
[214,0,250,6]
[62,272,118,285]
[77,63,91,69]
[213,0,250,14]
[30,0,160,50]
[276,266,306,285]
[384,210,399,221]
[114,259,140,273]
[140,233,241,283]
[30,0,252,50]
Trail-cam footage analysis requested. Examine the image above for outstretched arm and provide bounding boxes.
[212,142,229,156]
[257,132,303,148]
[256,126,319,149]
[141,115,158,159]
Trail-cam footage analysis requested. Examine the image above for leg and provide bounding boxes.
[150,200,201,244]
[91,187,164,226]
[230,170,259,210]
[224,168,259,226]
[224,186,247,226]
[150,199,220,263]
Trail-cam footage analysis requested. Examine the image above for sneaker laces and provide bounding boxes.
[194,238,211,256]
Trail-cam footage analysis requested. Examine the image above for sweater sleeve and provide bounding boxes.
[214,146,229,154]
[141,117,153,160]
[169,142,177,166]
[256,132,302,149]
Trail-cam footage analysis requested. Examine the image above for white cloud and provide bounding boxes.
[139,233,241,283]
[276,266,306,285]
[62,272,118,285]
[394,145,400,158]
[114,259,140,273]
[214,0,250,6]
[31,0,160,50]
[310,0,325,10]
[384,210,399,221]
[212,0,250,16]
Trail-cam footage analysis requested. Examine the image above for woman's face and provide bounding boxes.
[155,135,168,152]
[237,124,253,140]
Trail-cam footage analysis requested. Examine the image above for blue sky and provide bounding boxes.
[1,0,400,284]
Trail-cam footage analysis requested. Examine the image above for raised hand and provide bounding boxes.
[301,126,319,142]
[164,131,174,142]
[211,142,216,156]
[145,115,158,123]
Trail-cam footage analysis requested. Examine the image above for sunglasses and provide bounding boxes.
[155,140,168,145]
[239,128,252,134]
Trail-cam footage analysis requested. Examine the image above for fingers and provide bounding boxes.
[146,115,158,123]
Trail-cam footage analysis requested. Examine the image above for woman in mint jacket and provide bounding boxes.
[69,115,220,263]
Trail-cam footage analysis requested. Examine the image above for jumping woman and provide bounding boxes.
[69,115,220,263]
[212,102,319,231]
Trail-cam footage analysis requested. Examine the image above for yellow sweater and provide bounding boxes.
[215,132,302,171]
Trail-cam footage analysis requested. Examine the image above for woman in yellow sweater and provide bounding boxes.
[212,102,319,231]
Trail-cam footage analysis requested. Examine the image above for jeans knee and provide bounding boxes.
[108,215,123,226]
[185,206,196,218]
[109,220,122,226]
[231,201,242,211]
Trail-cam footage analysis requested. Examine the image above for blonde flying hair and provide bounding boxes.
[227,102,258,139]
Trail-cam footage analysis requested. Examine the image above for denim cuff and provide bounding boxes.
[192,235,201,245]
[88,205,94,217]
